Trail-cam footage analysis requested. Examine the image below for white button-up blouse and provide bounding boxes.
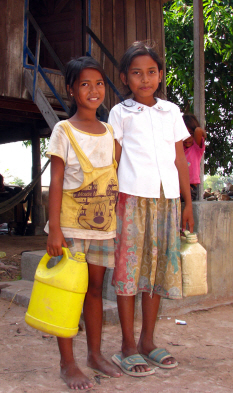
[108,98,190,199]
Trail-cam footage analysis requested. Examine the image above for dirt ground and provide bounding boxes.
[1,234,233,392]
[0,233,47,281]
[0,298,233,393]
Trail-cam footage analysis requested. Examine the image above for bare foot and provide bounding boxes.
[60,361,93,390]
[87,353,122,377]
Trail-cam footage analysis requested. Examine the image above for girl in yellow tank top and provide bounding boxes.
[46,57,121,389]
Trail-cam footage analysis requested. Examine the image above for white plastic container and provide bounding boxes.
[180,232,208,297]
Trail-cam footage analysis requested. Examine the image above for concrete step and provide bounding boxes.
[0,279,119,325]
[7,251,233,323]
[21,250,117,302]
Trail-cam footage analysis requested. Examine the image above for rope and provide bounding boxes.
[0,159,50,214]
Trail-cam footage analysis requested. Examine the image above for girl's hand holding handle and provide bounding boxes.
[182,203,194,233]
[47,227,68,257]
[175,140,194,232]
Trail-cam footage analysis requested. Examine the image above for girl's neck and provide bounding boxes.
[68,109,105,134]
[71,107,97,122]
[133,96,157,107]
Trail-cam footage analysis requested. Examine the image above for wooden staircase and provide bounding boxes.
[23,8,121,132]
[24,68,60,130]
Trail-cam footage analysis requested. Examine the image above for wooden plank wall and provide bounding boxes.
[89,0,165,109]
[0,0,68,105]
[0,0,165,110]
[0,0,25,99]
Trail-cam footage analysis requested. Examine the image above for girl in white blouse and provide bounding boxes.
[109,41,194,377]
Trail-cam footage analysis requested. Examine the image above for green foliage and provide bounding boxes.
[23,138,49,157]
[3,169,25,187]
[204,174,233,191]
[10,177,25,187]
[164,0,233,176]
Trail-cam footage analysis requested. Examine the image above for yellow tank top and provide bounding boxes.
[60,121,118,233]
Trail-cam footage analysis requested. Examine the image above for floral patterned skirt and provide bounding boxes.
[113,187,182,299]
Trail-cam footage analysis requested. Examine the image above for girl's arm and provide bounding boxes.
[175,140,194,232]
[115,140,122,164]
[47,155,68,256]
[194,127,206,147]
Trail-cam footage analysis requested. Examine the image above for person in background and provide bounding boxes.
[182,114,206,201]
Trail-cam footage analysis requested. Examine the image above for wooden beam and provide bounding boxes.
[90,0,101,62]
[146,0,151,39]
[0,121,51,144]
[125,0,136,48]
[0,96,41,113]
[193,0,205,200]
[135,0,147,41]
[31,125,46,232]
[150,0,166,96]
[0,124,33,144]
[31,128,42,206]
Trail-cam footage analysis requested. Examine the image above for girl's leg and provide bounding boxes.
[117,295,151,373]
[83,264,122,377]
[137,292,177,366]
[57,337,93,389]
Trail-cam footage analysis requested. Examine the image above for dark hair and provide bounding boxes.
[183,114,200,133]
[65,56,107,117]
[119,41,163,98]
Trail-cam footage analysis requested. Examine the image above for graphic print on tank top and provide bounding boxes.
[73,178,118,231]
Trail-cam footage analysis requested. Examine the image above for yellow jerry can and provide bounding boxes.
[25,248,88,338]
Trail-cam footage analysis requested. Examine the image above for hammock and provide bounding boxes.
[0,159,50,215]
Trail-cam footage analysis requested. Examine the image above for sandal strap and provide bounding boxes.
[121,354,149,371]
[149,348,172,364]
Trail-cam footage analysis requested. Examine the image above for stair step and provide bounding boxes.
[54,109,68,118]
[24,68,59,130]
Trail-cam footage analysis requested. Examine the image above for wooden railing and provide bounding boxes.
[23,3,69,113]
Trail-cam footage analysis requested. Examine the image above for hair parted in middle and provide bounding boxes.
[119,41,164,98]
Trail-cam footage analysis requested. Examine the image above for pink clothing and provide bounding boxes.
[184,137,205,184]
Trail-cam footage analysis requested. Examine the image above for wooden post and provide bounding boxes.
[193,0,205,200]
[31,126,45,234]
[150,0,166,96]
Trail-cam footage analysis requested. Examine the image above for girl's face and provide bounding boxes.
[69,68,105,110]
[120,55,163,106]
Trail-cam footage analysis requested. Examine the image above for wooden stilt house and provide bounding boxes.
[0,0,204,233]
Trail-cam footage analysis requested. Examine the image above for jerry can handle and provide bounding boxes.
[38,247,69,269]
[180,230,190,237]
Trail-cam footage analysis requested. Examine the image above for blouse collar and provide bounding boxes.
[120,98,172,113]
